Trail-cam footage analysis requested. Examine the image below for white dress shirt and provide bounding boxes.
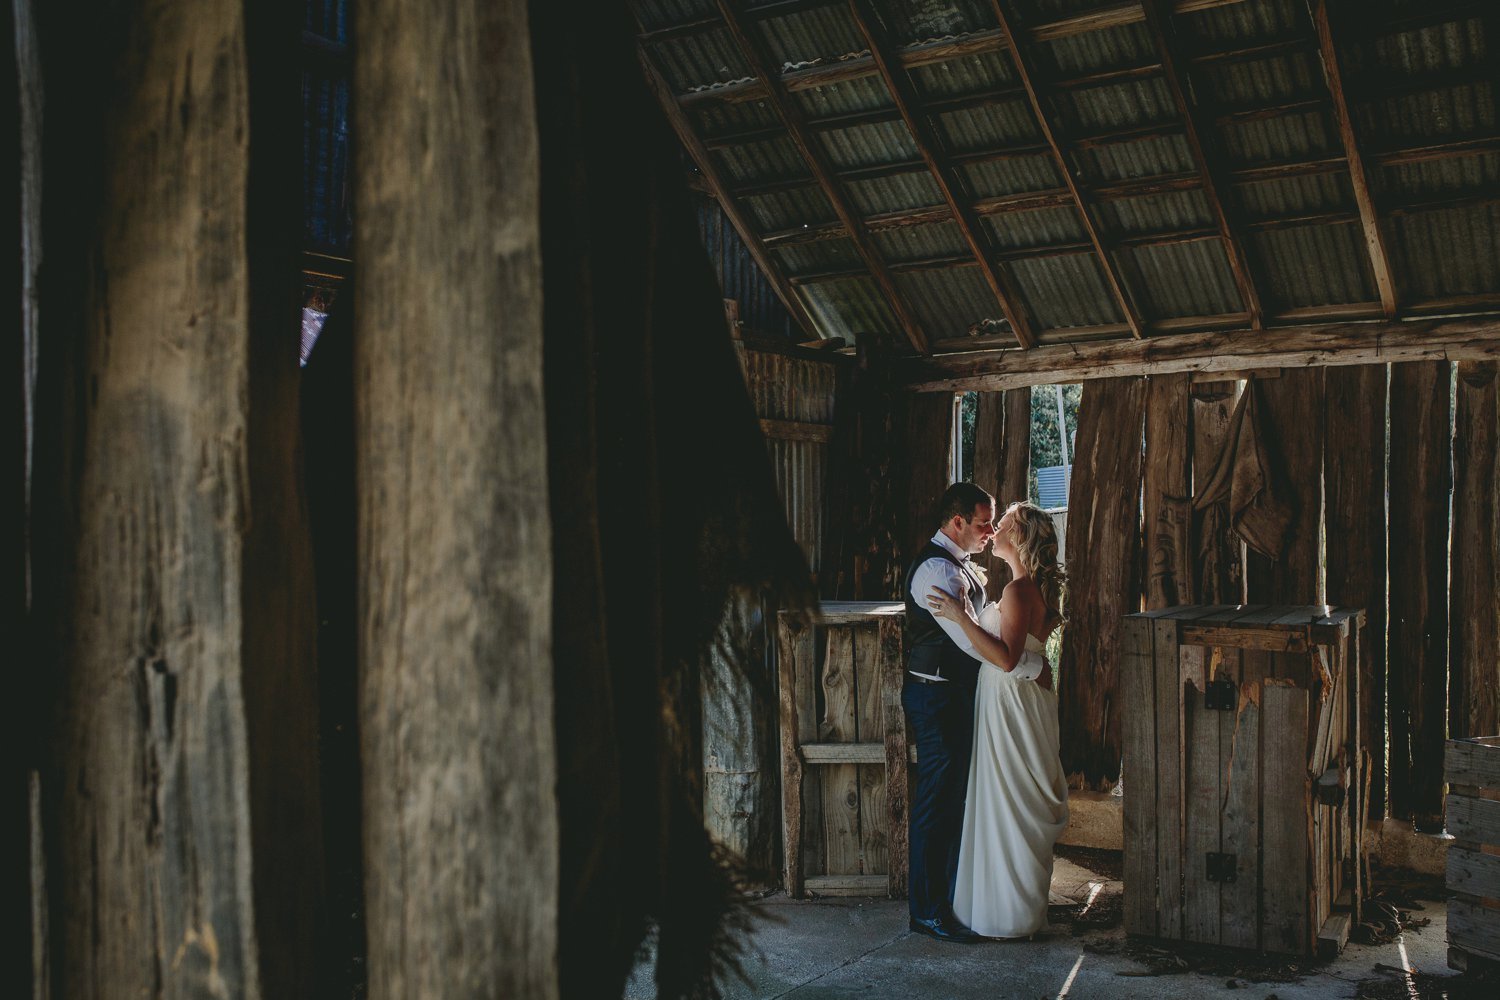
[908,531,1045,682]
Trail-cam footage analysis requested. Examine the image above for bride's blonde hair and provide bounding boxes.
[1005,501,1067,623]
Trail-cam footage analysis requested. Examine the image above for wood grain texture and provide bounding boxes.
[1120,617,1158,936]
[1447,737,1500,789]
[1450,362,1499,739]
[878,617,909,897]
[354,0,557,994]
[1386,362,1451,828]
[1244,370,1324,605]
[777,615,808,897]
[818,629,857,875]
[1059,377,1147,788]
[1324,365,1387,819]
[1220,653,1261,950]
[1190,382,1243,604]
[902,391,955,561]
[1261,683,1311,955]
[972,389,1032,600]
[1144,374,1193,609]
[36,2,323,995]
[1154,617,1186,940]
[1182,667,1223,944]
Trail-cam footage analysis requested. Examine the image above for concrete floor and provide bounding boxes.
[626,854,1481,999]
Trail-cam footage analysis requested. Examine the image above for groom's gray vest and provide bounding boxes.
[903,541,985,687]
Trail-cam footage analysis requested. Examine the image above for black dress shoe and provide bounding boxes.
[908,914,980,943]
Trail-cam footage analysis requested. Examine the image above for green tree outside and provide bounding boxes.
[959,385,1081,505]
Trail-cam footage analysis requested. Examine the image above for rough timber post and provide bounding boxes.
[353,0,559,995]
[30,0,323,995]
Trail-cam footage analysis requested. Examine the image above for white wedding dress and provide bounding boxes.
[952,604,1070,939]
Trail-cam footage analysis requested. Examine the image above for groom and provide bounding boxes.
[903,481,995,943]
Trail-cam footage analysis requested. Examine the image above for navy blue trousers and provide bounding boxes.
[902,678,976,921]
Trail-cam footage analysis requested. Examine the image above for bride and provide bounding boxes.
[927,501,1070,940]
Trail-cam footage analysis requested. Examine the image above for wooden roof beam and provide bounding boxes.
[1311,0,1398,318]
[1140,0,1266,328]
[904,316,1500,392]
[636,45,822,339]
[848,0,1036,349]
[986,1,1146,339]
[712,0,929,352]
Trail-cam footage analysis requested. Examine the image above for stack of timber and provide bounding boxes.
[1446,737,1500,973]
[777,603,908,898]
[1122,605,1365,957]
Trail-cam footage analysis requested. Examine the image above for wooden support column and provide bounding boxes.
[354,0,558,995]
[902,392,955,562]
[987,2,1147,339]
[1144,373,1193,608]
[714,0,928,353]
[1324,365,1389,819]
[847,0,1037,348]
[1311,0,1398,317]
[1451,361,1499,739]
[972,389,1031,600]
[1058,377,1147,788]
[1386,362,1451,830]
[1244,370,1325,604]
[32,1,322,995]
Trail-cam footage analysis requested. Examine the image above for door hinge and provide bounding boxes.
[1205,679,1237,711]
[1206,852,1238,883]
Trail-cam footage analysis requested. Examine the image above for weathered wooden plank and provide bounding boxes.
[1121,616,1158,936]
[1244,372,1324,604]
[816,602,905,624]
[1145,373,1194,609]
[1451,362,1499,739]
[972,389,1031,601]
[802,743,886,764]
[1448,845,1500,900]
[821,628,862,876]
[904,318,1500,394]
[1446,795,1500,845]
[903,392,955,562]
[37,1,324,994]
[1387,362,1452,829]
[804,874,890,896]
[852,626,886,875]
[1059,377,1148,788]
[778,615,809,896]
[1447,738,1500,790]
[1449,898,1500,963]
[1317,912,1352,959]
[1262,683,1311,954]
[878,617,909,897]
[1220,652,1261,950]
[1155,618,1185,939]
[760,417,834,443]
[1190,382,1243,604]
[1183,656,1223,944]
[1325,364,1388,820]
[1180,626,1308,652]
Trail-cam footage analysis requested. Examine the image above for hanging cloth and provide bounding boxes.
[1193,379,1296,561]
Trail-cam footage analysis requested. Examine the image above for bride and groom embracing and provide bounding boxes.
[904,482,1070,944]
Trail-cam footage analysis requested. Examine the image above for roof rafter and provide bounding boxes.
[1310,0,1398,318]
[986,0,1146,339]
[1139,0,1266,328]
[712,0,929,352]
[635,44,822,339]
[846,0,1036,348]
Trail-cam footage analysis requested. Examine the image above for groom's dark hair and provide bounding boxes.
[934,482,994,529]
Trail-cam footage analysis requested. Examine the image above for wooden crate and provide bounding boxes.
[1122,604,1366,956]
[1446,737,1500,973]
[777,602,908,898]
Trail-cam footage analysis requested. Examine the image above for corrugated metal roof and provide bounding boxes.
[846,172,947,214]
[935,99,1043,150]
[910,50,1014,98]
[1179,0,1305,45]
[1389,203,1500,299]
[775,237,864,274]
[1193,52,1320,105]
[653,27,753,92]
[692,98,782,139]
[696,195,799,340]
[873,220,969,261]
[983,205,1087,247]
[1236,173,1351,217]
[1055,77,1178,131]
[759,5,869,69]
[1097,189,1215,233]
[792,75,894,118]
[1010,254,1124,327]
[819,120,922,167]
[1376,153,1500,199]
[1217,109,1338,164]
[1078,133,1196,181]
[715,135,807,183]
[897,266,1008,338]
[1356,84,1497,146]
[745,187,839,230]
[879,0,999,42]
[800,275,901,338]
[635,0,716,33]
[1249,223,1375,308]
[1118,240,1244,317]
[960,154,1065,195]
[1040,22,1156,75]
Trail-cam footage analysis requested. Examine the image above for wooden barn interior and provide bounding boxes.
[7,0,1500,997]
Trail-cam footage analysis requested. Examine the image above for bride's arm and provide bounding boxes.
[926,586,1022,671]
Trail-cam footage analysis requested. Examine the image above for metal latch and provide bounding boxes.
[1206,852,1238,883]
[1205,679,1237,711]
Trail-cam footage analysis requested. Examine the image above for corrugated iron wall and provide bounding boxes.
[696,194,800,342]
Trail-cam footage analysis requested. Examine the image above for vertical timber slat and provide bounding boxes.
[1121,616,1158,935]
[1155,617,1185,940]
[879,617,909,897]
[1244,371,1324,605]
[1145,373,1193,609]
[1451,362,1499,739]
[354,0,558,993]
[821,630,861,875]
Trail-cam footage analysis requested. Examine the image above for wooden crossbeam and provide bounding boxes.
[712,0,928,352]
[1140,0,1265,328]
[986,1,1146,338]
[1311,0,1398,318]
[635,45,821,338]
[904,316,1500,392]
[847,0,1035,348]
